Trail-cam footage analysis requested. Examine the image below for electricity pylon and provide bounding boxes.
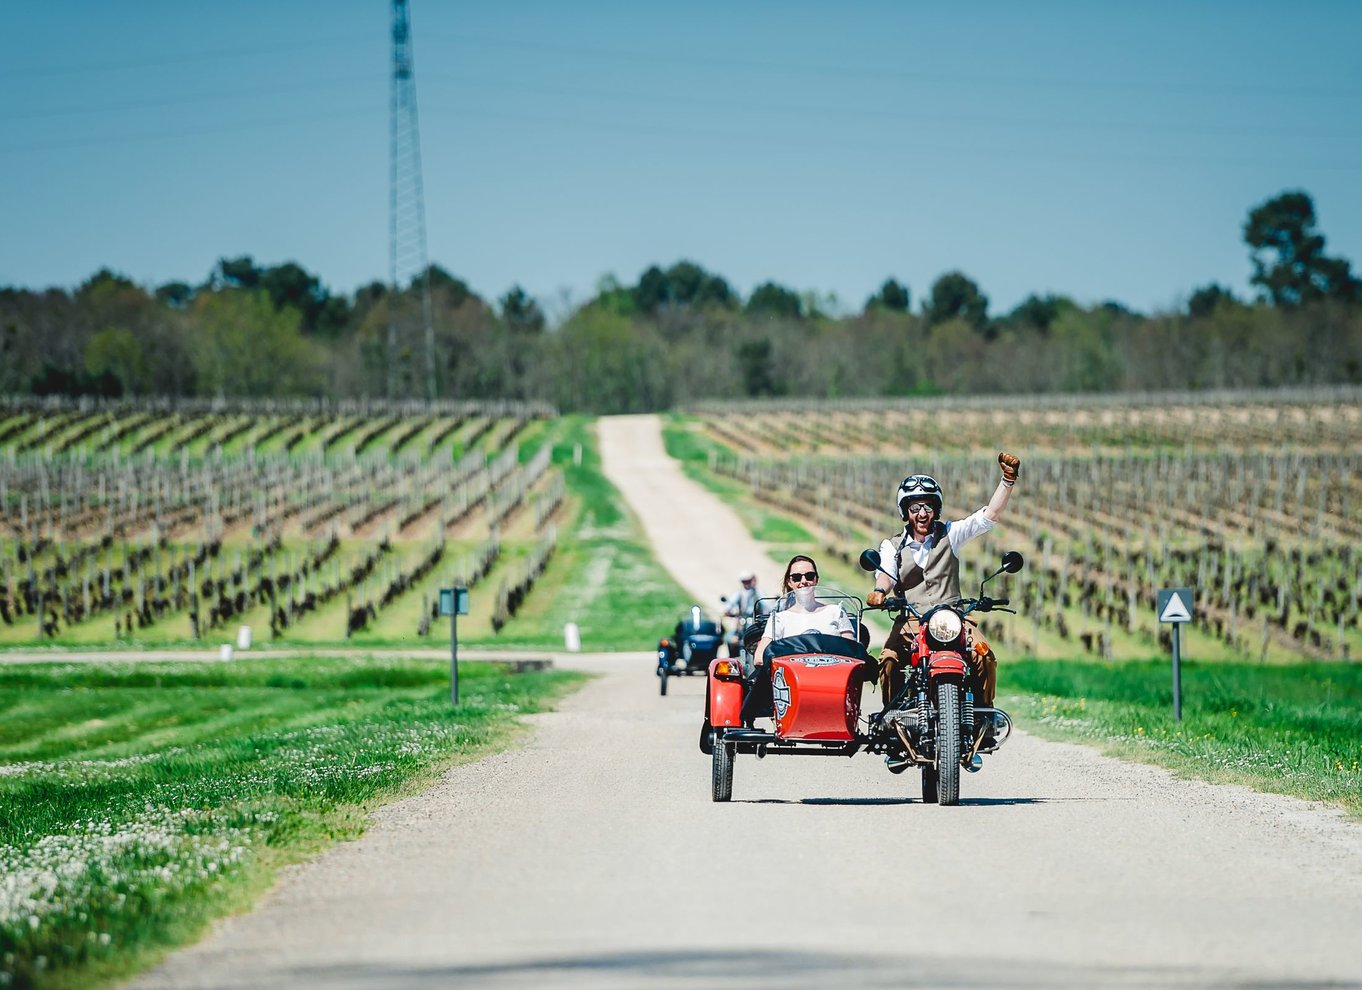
[388,0,436,400]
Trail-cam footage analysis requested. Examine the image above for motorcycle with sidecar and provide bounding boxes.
[657,605,724,696]
[700,552,1023,805]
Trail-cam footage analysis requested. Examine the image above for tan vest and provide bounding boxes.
[893,523,960,608]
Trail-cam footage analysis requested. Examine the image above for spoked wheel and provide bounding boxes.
[935,680,962,806]
[711,733,734,802]
[921,764,939,804]
[658,666,669,696]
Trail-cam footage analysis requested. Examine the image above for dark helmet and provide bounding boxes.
[896,474,942,521]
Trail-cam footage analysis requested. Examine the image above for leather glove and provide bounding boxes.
[998,452,1020,484]
[866,589,887,607]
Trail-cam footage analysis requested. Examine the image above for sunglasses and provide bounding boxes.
[787,570,817,583]
[905,502,935,516]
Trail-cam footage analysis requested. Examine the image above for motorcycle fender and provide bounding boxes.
[707,658,744,728]
[926,651,968,678]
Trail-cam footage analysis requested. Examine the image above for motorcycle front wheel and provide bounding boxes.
[659,666,669,696]
[936,680,962,806]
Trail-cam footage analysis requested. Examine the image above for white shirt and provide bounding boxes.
[879,506,996,571]
[762,601,853,641]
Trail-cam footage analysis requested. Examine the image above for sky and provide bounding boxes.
[2,1,1360,319]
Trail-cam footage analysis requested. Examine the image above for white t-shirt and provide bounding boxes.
[762,602,853,642]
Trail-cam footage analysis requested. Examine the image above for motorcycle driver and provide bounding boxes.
[866,453,1021,710]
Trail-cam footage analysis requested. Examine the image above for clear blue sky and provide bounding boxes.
[2,1,1359,318]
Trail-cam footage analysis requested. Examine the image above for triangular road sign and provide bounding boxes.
[1159,592,1192,623]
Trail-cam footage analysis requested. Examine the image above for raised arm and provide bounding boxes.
[984,452,1020,523]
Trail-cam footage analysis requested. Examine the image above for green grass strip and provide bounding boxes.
[0,657,584,990]
[1000,658,1362,820]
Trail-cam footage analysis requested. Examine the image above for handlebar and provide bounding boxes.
[862,595,1014,617]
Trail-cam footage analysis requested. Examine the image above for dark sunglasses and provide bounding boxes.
[904,502,935,516]
[787,570,818,583]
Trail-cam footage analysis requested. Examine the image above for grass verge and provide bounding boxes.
[0,656,584,990]
[1000,658,1362,820]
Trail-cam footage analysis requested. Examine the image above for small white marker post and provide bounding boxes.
[439,587,470,706]
[1157,587,1195,720]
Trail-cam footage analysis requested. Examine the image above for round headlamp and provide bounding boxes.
[925,608,963,646]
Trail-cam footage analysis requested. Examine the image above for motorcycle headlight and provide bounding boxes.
[925,609,963,646]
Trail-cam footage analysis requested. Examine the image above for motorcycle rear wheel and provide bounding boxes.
[936,680,961,806]
[711,733,734,802]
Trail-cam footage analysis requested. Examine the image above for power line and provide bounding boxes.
[426,32,1362,102]
[0,76,374,125]
[419,71,1361,143]
[0,106,383,155]
[416,103,1362,174]
[0,35,372,81]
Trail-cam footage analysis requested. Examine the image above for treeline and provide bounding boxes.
[2,190,1358,413]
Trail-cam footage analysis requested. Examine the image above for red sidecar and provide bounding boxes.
[704,632,877,800]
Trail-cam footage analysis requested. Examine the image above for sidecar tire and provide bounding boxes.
[711,735,734,802]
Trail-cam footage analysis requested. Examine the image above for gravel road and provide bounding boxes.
[131,415,1362,989]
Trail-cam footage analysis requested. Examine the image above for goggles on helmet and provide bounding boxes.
[898,475,940,497]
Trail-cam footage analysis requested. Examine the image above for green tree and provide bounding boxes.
[632,261,736,314]
[498,285,546,334]
[1006,293,1073,333]
[423,265,475,309]
[736,337,779,396]
[1244,191,1360,306]
[188,290,321,396]
[923,271,988,330]
[745,281,803,320]
[84,327,150,395]
[865,278,910,313]
[551,310,670,412]
[256,261,351,336]
[213,256,261,290]
[1187,283,1238,319]
[155,281,194,308]
[588,274,636,317]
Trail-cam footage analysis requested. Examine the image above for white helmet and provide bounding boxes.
[896,474,942,520]
[738,570,755,583]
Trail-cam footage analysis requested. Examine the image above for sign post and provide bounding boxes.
[1156,587,1194,721]
[439,586,470,706]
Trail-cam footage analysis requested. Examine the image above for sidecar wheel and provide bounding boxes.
[711,735,734,802]
[921,764,939,804]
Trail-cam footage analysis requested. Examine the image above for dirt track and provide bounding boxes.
[131,415,1362,989]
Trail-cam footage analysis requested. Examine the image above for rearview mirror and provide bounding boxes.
[859,549,882,573]
[1000,551,1024,574]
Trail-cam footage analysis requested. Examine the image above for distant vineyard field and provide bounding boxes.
[685,386,1362,664]
[0,397,566,647]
